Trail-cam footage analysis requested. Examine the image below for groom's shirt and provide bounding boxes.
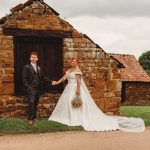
[30,63,40,88]
[31,62,37,73]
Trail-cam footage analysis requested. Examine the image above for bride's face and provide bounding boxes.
[71,59,77,67]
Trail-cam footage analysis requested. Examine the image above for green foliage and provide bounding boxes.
[139,51,150,76]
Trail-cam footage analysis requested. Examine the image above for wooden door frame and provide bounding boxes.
[3,27,72,38]
[13,36,64,95]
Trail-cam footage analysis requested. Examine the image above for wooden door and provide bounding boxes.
[14,36,63,94]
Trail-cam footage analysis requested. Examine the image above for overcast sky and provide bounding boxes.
[0,0,150,59]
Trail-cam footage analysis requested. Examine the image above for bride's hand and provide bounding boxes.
[76,88,80,96]
[52,81,58,85]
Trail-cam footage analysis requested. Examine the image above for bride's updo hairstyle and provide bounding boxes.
[71,56,78,63]
[70,57,80,71]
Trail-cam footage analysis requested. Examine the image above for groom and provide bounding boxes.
[22,51,53,125]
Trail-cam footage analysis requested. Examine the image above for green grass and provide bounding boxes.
[0,119,83,135]
[0,106,149,135]
[120,106,150,126]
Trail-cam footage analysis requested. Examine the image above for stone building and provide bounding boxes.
[110,54,150,105]
[0,0,122,118]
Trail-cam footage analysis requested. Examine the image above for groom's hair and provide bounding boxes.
[29,51,38,57]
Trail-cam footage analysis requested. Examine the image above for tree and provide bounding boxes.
[139,51,150,76]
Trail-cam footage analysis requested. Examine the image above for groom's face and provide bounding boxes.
[30,54,38,64]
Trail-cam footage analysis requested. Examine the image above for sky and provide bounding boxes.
[0,0,150,59]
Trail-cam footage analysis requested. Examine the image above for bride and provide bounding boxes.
[49,57,145,132]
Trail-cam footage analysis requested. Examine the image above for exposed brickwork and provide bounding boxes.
[109,54,150,104]
[0,0,121,118]
[124,82,150,105]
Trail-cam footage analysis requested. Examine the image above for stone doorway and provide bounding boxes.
[14,36,63,95]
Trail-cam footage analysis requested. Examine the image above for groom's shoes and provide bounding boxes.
[28,120,33,125]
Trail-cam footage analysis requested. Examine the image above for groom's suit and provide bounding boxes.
[22,64,52,120]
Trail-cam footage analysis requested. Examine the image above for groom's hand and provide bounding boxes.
[52,81,57,85]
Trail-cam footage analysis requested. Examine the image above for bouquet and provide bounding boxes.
[71,95,83,108]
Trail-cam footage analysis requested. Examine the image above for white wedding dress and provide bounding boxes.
[48,70,145,132]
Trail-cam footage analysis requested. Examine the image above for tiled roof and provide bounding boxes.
[109,53,150,82]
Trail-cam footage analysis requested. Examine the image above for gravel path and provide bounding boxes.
[0,127,150,150]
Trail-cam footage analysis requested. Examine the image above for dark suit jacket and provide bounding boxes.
[22,64,52,93]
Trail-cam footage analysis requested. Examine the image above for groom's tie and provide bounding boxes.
[36,65,39,74]
[33,64,37,73]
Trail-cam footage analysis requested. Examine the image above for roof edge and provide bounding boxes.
[109,55,125,68]
[0,0,59,24]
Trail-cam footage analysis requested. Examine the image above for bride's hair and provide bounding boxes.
[71,57,80,71]
[71,56,78,63]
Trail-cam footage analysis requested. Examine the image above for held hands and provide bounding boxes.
[52,81,58,85]
[52,76,65,86]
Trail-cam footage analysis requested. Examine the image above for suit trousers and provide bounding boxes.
[27,87,40,120]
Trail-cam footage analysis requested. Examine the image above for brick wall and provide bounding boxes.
[0,1,121,118]
[123,82,150,105]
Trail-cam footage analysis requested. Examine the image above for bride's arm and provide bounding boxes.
[54,74,67,85]
[75,74,81,96]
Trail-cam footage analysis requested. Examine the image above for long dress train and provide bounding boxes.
[48,70,145,132]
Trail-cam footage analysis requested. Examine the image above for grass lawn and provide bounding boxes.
[0,119,83,135]
[120,105,150,126]
[0,106,149,135]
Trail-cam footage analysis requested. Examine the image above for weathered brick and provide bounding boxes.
[3,74,14,82]
[0,100,4,106]
[106,80,117,90]
[5,98,16,105]
[13,110,27,117]
[124,83,150,105]
[16,104,28,110]
[3,83,14,94]
[0,0,122,117]
[41,104,50,109]
[0,112,11,118]
[0,81,3,93]
[114,91,121,97]
[0,106,7,113]
[6,104,16,111]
